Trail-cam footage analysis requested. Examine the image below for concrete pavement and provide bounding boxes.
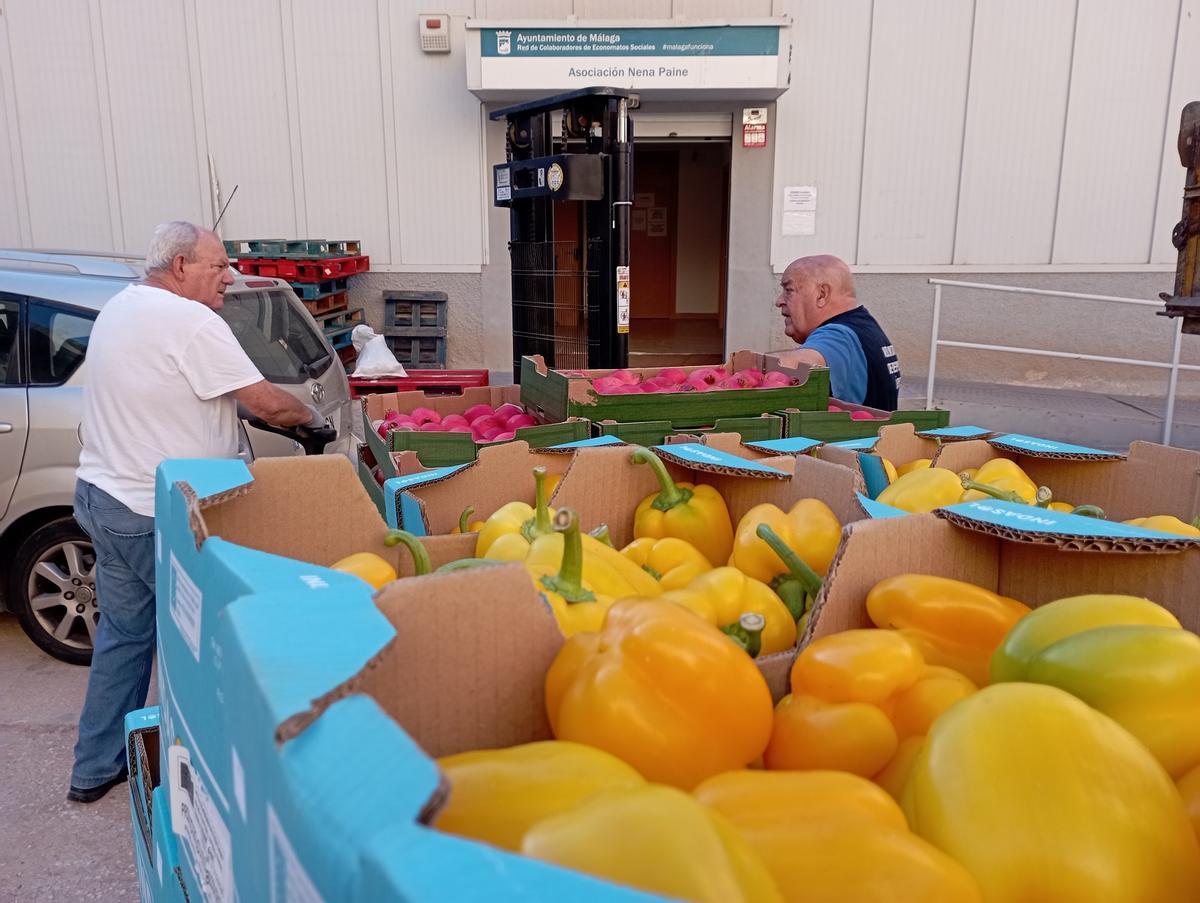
[0,615,148,902]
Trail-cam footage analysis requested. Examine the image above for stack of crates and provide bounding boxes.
[383,290,448,368]
[225,239,370,367]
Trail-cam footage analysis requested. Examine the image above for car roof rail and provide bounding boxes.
[0,249,143,278]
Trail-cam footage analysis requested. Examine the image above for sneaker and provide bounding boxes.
[67,767,129,804]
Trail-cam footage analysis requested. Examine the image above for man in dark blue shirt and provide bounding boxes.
[772,255,900,410]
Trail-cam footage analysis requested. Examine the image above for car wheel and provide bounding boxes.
[9,517,97,666]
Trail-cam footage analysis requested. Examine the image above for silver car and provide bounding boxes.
[0,250,355,664]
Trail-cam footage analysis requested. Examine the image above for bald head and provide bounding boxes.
[775,254,859,342]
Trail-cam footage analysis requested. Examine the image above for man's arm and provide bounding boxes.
[233,380,320,427]
[768,347,827,368]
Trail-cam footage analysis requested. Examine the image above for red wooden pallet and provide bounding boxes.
[236,255,369,281]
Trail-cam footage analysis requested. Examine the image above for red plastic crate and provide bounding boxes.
[348,369,489,398]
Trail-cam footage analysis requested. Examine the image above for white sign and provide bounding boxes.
[782,185,817,236]
[471,25,786,97]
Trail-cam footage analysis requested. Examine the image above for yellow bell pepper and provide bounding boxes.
[449,506,486,534]
[433,740,644,851]
[990,593,1181,683]
[525,509,614,637]
[330,552,398,588]
[630,446,734,566]
[866,574,1031,686]
[545,597,775,789]
[728,499,841,582]
[620,535,712,589]
[660,566,797,656]
[896,458,933,477]
[475,466,556,560]
[873,735,925,801]
[521,784,783,903]
[1124,514,1200,536]
[1178,762,1200,844]
[764,629,924,777]
[695,770,983,903]
[1023,624,1200,778]
[879,456,899,483]
[888,665,977,739]
[903,683,1200,903]
[875,467,963,513]
[958,457,1039,504]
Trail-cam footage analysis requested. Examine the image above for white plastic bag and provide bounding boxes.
[350,325,408,378]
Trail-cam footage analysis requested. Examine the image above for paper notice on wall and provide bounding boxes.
[631,209,647,231]
[782,185,817,236]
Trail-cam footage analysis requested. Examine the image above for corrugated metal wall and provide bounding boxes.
[0,0,1193,270]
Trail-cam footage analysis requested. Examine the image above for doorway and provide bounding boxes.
[628,141,730,367]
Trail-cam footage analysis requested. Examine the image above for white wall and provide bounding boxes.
[0,0,486,268]
[770,0,1196,271]
[0,0,1193,274]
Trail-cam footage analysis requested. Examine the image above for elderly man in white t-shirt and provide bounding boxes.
[68,222,321,803]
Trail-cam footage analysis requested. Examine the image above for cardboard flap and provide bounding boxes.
[551,446,666,543]
[934,499,1200,552]
[541,434,626,451]
[744,436,823,455]
[918,425,994,440]
[827,436,881,450]
[986,433,1126,461]
[279,566,561,757]
[652,443,791,479]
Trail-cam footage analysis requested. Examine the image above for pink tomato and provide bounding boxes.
[610,369,641,386]
[850,410,879,421]
[657,367,688,385]
[463,403,495,422]
[592,376,624,395]
[506,413,539,430]
[410,407,442,426]
[419,422,443,432]
[471,415,502,433]
[492,430,516,442]
[495,402,525,420]
[761,371,793,388]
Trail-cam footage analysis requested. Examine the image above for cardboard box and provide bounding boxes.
[125,707,189,903]
[928,435,1200,522]
[378,440,577,534]
[595,413,784,446]
[519,351,831,427]
[814,422,969,499]
[807,504,1200,654]
[361,385,590,472]
[776,399,950,442]
[154,454,477,902]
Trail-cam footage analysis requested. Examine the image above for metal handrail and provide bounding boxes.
[925,278,1198,446]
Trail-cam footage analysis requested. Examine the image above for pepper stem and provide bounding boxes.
[960,477,1026,504]
[436,557,505,573]
[1070,504,1107,519]
[1034,486,1054,508]
[538,508,596,605]
[520,467,554,542]
[383,529,432,576]
[721,613,765,658]
[756,524,823,600]
[630,447,694,511]
[588,524,614,547]
[458,506,475,533]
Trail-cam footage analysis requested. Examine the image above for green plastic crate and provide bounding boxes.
[595,414,783,446]
[519,352,830,428]
[777,406,951,442]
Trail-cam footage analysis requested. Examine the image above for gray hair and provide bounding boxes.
[145,221,202,272]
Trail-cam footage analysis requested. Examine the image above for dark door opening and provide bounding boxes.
[627,141,730,367]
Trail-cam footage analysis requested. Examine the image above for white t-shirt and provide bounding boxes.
[77,283,264,516]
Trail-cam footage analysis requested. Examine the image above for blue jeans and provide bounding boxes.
[70,480,156,789]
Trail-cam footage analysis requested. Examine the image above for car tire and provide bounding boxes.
[8,517,97,666]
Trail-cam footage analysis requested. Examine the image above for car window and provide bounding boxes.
[0,297,20,386]
[218,289,332,384]
[27,302,95,386]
